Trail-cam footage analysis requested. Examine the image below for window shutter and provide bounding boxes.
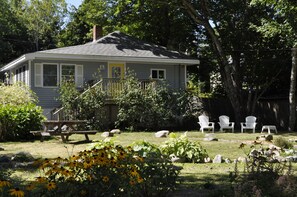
[75,65,83,87]
[35,63,42,87]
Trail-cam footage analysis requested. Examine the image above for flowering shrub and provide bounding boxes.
[0,142,181,196]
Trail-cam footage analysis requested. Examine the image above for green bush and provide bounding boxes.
[160,132,208,163]
[58,80,107,130]
[0,103,45,141]
[0,82,44,141]
[116,71,201,130]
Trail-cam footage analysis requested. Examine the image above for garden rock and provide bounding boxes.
[101,132,113,138]
[285,156,297,162]
[203,133,218,141]
[204,157,212,163]
[236,156,248,163]
[213,154,223,163]
[224,158,231,163]
[171,156,185,163]
[110,129,121,134]
[257,134,273,141]
[12,152,34,162]
[269,144,281,150]
[155,130,169,138]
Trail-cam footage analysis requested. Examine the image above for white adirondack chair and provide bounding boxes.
[218,115,235,132]
[198,115,215,133]
[241,116,257,133]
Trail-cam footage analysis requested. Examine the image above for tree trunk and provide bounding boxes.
[289,48,297,131]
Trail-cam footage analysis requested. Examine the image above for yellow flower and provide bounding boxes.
[61,169,73,177]
[129,180,136,185]
[46,182,56,191]
[0,180,12,188]
[130,168,139,177]
[83,160,93,169]
[137,176,144,183]
[36,176,47,183]
[102,176,109,183]
[70,155,80,161]
[9,188,24,197]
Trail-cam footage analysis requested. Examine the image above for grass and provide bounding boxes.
[1,130,297,196]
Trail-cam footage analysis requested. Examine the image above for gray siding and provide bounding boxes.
[26,59,186,112]
[127,63,186,89]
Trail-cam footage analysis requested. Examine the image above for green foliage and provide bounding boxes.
[116,71,200,130]
[233,145,297,197]
[0,83,44,141]
[0,103,45,141]
[0,82,38,105]
[58,80,107,130]
[0,143,181,196]
[274,137,293,149]
[160,132,208,163]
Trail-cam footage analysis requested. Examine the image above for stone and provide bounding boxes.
[213,154,223,163]
[224,158,231,163]
[101,132,113,138]
[110,129,121,134]
[269,144,281,150]
[237,156,248,163]
[155,130,169,138]
[285,156,297,162]
[204,157,212,163]
[0,147,4,151]
[12,152,34,162]
[203,133,218,141]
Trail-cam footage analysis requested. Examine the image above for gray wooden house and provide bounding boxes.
[0,27,199,118]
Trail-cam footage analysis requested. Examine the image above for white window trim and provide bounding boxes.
[41,63,59,88]
[150,68,166,80]
[60,64,76,84]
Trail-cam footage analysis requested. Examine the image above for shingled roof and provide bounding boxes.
[39,31,193,60]
[1,31,199,72]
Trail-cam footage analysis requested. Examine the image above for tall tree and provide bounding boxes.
[21,0,67,51]
[0,0,32,66]
[250,0,297,131]
[180,0,291,124]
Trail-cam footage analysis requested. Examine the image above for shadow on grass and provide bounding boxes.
[171,173,234,197]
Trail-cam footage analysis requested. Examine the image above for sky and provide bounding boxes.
[65,0,83,8]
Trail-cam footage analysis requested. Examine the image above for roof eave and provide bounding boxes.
[35,53,200,65]
[1,52,199,72]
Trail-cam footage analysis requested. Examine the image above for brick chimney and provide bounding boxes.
[93,25,102,42]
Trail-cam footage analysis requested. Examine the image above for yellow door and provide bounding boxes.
[108,63,125,79]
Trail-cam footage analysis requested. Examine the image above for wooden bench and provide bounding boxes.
[61,130,97,142]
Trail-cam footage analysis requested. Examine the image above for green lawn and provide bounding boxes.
[1,131,297,196]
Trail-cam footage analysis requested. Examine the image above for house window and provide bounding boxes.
[151,69,166,80]
[43,64,58,87]
[15,66,26,83]
[61,65,75,82]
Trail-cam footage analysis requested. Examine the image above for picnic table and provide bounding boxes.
[30,120,97,142]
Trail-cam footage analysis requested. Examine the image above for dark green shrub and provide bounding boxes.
[0,103,44,141]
